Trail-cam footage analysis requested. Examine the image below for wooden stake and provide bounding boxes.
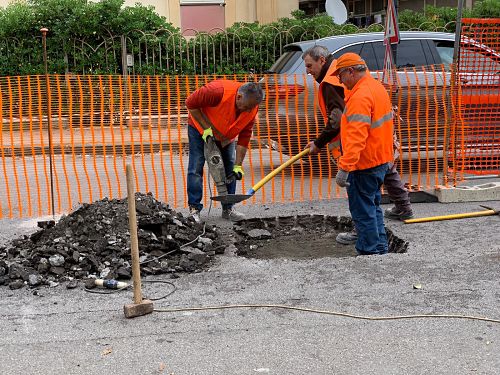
[123,164,153,318]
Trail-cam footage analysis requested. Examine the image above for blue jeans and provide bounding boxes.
[347,163,389,255]
[187,125,236,211]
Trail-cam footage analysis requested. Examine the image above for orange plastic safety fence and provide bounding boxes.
[450,18,500,177]
[0,68,481,218]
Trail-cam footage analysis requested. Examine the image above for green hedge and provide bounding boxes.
[0,0,498,76]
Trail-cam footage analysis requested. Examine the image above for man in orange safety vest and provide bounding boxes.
[186,80,264,222]
[333,52,394,255]
[302,45,345,160]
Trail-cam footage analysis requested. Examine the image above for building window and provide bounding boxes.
[352,0,366,15]
[372,0,384,13]
[180,1,226,36]
[299,0,327,17]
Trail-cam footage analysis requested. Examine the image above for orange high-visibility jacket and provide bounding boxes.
[317,60,345,159]
[189,80,258,147]
[338,74,394,172]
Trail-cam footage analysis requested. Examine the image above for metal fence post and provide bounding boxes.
[121,35,130,121]
[445,0,465,186]
[41,27,56,218]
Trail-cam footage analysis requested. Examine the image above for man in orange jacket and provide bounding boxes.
[333,53,394,255]
[186,80,264,222]
[302,46,412,248]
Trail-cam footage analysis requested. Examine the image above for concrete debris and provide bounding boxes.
[0,193,226,289]
[246,229,272,239]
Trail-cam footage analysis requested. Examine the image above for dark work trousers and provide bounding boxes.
[347,163,389,255]
[187,125,236,212]
[384,162,412,212]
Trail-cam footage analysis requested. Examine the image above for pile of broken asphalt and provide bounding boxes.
[0,193,227,290]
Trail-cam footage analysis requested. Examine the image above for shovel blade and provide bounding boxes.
[210,194,253,205]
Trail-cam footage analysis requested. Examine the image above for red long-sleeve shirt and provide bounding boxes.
[186,81,254,147]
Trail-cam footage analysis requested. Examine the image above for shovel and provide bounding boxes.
[211,148,311,205]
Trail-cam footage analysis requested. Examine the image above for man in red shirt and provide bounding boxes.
[186,80,264,222]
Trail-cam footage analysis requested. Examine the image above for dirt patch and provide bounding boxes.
[233,214,408,259]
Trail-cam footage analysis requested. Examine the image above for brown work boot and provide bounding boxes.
[188,206,201,223]
[336,229,358,245]
[384,206,414,221]
[221,208,245,222]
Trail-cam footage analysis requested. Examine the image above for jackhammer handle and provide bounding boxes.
[249,149,311,194]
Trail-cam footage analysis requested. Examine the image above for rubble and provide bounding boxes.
[0,193,226,289]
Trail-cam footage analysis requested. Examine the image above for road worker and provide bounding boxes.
[332,52,394,255]
[302,45,345,161]
[186,80,264,222]
[302,46,413,247]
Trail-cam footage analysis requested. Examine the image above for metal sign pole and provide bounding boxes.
[444,0,465,186]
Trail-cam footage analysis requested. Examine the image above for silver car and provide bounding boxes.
[257,31,500,173]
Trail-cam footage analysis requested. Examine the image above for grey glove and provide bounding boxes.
[335,169,350,187]
[329,108,342,129]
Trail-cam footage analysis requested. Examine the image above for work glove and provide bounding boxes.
[202,127,213,143]
[230,165,244,180]
[335,169,350,188]
[329,108,343,129]
[305,141,321,155]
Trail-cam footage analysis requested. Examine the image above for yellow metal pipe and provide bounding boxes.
[404,210,497,224]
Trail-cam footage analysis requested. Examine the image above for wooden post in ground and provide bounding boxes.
[123,164,153,318]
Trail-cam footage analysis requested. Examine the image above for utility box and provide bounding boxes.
[126,54,134,67]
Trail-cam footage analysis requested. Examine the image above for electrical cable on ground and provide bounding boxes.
[153,304,500,324]
[84,279,176,301]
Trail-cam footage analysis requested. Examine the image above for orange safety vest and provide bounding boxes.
[338,74,394,172]
[317,60,345,160]
[190,80,258,147]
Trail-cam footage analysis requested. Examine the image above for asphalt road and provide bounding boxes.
[0,199,499,375]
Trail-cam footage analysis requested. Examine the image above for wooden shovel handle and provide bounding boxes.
[126,164,143,304]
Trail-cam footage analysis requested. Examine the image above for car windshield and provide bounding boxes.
[267,48,302,74]
[434,40,500,72]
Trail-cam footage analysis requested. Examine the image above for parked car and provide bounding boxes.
[257,31,500,174]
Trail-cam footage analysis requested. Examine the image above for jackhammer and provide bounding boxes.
[204,136,232,198]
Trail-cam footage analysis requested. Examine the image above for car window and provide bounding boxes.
[433,40,500,73]
[372,40,431,70]
[359,43,380,70]
[433,41,455,71]
[267,48,302,74]
[332,43,379,70]
[332,44,362,59]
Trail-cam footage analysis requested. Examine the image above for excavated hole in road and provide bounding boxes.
[233,215,408,259]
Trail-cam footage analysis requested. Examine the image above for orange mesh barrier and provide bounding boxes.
[451,18,500,177]
[0,70,482,218]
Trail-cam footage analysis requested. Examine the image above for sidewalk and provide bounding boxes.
[1,122,190,157]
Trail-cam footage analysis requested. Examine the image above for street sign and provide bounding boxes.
[384,0,400,45]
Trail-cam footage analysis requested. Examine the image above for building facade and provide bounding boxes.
[0,0,477,32]
[120,0,299,34]
[299,0,476,19]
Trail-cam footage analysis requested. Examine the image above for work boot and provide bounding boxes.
[221,208,245,222]
[188,206,201,223]
[384,206,414,221]
[336,229,358,245]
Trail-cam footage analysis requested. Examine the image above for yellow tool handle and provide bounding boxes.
[404,210,496,224]
[251,149,311,193]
